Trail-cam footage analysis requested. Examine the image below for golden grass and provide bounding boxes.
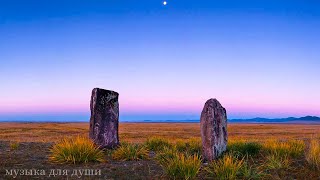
[159,151,201,180]
[175,138,201,156]
[240,162,264,179]
[1,123,319,143]
[206,153,244,180]
[154,141,202,179]
[265,153,291,170]
[263,139,305,158]
[306,139,320,170]
[112,143,149,161]
[155,146,178,165]
[144,136,173,152]
[1,123,319,179]
[49,136,104,164]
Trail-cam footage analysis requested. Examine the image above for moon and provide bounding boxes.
[163,1,167,5]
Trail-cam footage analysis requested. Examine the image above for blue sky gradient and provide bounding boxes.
[0,0,319,121]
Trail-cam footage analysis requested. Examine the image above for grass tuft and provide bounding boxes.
[49,136,104,164]
[264,152,290,170]
[206,153,244,180]
[112,142,149,161]
[145,136,173,152]
[306,140,320,170]
[9,141,19,150]
[175,138,202,156]
[263,139,305,158]
[240,162,264,180]
[155,146,178,165]
[227,140,262,157]
[159,151,201,180]
[287,139,305,157]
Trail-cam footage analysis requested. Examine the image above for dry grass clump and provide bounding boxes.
[265,153,291,170]
[306,139,320,170]
[49,136,104,164]
[286,139,305,157]
[157,149,201,180]
[155,144,202,179]
[240,162,264,179]
[262,139,304,170]
[9,141,20,150]
[206,153,244,180]
[145,136,173,152]
[112,142,149,161]
[155,146,178,165]
[263,139,305,158]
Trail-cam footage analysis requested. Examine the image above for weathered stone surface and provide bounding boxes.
[200,98,228,161]
[89,88,119,149]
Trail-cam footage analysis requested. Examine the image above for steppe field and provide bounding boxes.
[1,123,320,179]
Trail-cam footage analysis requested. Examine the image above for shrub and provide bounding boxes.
[306,140,320,170]
[49,136,104,164]
[263,139,305,158]
[160,152,201,180]
[112,143,149,161]
[175,138,201,156]
[9,141,19,150]
[145,137,173,152]
[206,153,244,180]
[227,141,262,157]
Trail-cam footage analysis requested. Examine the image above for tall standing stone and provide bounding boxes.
[200,98,228,161]
[89,88,120,149]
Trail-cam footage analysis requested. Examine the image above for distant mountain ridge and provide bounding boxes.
[0,115,319,123]
[230,116,320,123]
[121,116,320,123]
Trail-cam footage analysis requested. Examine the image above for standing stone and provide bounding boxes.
[89,88,120,149]
[200,98,228,161]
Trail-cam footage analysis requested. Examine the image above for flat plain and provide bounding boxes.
[0,122,319,142]
[0,123,320,179]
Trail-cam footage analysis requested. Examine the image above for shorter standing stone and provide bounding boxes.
[89,88,120,149]
[200,98,228,161]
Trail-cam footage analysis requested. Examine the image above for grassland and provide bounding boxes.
[0,123,320,179]
[1,123,319,143]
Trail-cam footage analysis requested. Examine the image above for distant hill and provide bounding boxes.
[230,116,320,124]
[120,116,320,123]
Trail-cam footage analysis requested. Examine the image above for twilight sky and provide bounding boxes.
[0,0,319,121]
